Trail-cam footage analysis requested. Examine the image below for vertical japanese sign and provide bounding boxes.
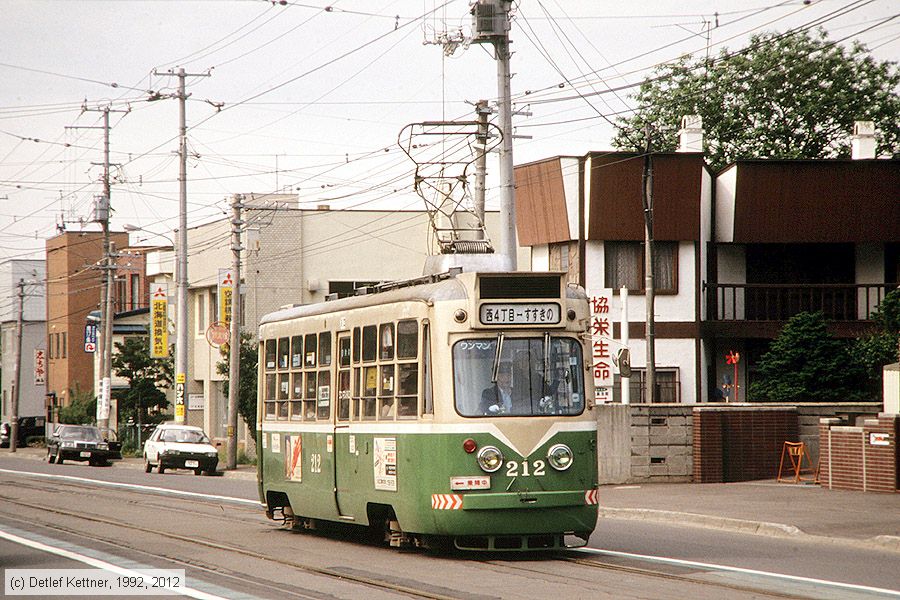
[174,373,185,422]
[589,288,614,403]
[84,324,97,353]
[34,349,46,385]
[150,283,169,358]
[373,437,397,491]
[217,268,234,326]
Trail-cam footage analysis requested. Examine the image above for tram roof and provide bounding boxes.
[260,272,469,326]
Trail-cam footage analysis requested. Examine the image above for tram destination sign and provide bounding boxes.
[479,303,561,325]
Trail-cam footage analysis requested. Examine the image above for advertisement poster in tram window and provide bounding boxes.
[285,435,302,481]
[373,437,397,491]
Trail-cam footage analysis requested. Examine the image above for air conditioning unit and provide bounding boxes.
[471,0,509,42]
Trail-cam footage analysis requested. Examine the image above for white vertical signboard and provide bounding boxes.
[589,288,614,403]
[150,283,169,358]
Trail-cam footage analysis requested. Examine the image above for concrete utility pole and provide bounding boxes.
[10,279,24,453]
[642,125,657,404]
[78,105,126,433]
[226,194,244,470]
[473,100,490,238]
[153,68,211,423]
[470,0,517,269]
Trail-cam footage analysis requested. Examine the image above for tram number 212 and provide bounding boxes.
[506,459,546,477]
[310,453,322,473]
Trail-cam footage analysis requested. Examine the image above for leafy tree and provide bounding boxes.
[216,331,258,433]
[58,383,97,425]
[749,312,867,403]
[614,29,900,170]
[851,289,900,397]
[111,336,173,425]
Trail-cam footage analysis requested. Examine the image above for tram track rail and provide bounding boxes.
[0,470,867,599]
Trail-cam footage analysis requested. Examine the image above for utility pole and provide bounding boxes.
[226,194,243,470]
[470,0,517,269]
[641,125,656,404]
[153,67,211,423]
[78,104,127,433]
[473,100,490,239]
[10,279,24,453]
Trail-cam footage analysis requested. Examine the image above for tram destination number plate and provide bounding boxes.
[480,303,561,325]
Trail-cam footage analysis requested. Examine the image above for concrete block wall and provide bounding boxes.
[597,402,883,485]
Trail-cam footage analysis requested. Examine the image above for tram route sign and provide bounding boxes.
[479,303,561,325]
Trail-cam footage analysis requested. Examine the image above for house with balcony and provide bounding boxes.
[514,120,899,404]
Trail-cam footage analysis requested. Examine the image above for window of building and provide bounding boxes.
[604,241,677,294]
[61,332,67,358]
[209,289,218,325]
[131,274,141,310]
[612,368,680,403]
[115,277,127,312]
[196,295,206,334]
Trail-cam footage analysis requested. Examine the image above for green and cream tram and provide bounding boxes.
[257,270,598,551]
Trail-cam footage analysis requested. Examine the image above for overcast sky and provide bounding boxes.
[1,0,896,264]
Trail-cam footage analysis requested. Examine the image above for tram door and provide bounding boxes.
[333,333,355,519]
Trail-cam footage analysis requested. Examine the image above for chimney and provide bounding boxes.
[677,115,703,153]
[851,121,876,159]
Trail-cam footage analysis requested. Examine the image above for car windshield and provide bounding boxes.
[60,426,102,441]
[160,429,210,444]
[453,336,585,417]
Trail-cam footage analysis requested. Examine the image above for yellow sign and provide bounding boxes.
[150,283,169,358]
[176,373,185,384]
[218,268,234,326]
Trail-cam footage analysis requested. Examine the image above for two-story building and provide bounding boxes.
[515,120,899,403]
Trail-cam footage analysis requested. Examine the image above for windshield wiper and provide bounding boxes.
[490,332,505,382]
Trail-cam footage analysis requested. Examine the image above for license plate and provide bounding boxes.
[185,460,199,468]
[80,451,91,458]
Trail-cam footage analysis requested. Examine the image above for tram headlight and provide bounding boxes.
[547,444,574,471]
[476,446,504,473]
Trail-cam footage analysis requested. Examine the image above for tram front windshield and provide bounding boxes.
[454,337,585,417]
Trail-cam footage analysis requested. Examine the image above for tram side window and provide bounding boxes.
[265,372,277,420]
[380,324,394,360]
[397,363,418,417]
[362,365,377,419]
[291,373,303,420]
[278,338,289,370]
[304,334,316,368]
[352,327,360,363]
[380,364,395,419]
[317,371,330,419]
[338,369,351,420]
[305,372,317,420]
[397,320,417,359]
[319,332,332,366]
[265,339,276,370]
[291,336,302,368]
[362,325,377,362]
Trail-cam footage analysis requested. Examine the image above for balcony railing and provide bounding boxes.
[711,283,890,321]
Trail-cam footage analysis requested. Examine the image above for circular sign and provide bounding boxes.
[206,322,230,348]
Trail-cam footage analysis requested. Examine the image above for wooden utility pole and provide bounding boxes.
[642,125,656,404]
[10,279,25,453]
[226,194,244,470]
[473,100,490,239]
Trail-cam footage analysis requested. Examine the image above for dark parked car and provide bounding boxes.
[0,416,46,448]
[47,425,113,466]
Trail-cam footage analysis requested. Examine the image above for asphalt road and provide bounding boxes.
[1,457,898,599]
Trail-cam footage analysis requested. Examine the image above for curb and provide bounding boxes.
[599,507,900,554]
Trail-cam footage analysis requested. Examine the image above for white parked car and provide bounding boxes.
[143,424,219,476]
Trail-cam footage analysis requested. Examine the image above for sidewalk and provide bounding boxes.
[599,480,900,553]
[4,446,898,552]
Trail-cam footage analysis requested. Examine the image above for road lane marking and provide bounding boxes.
[0,527,240,600]
[0,468,260,507]
[575,547,900,597]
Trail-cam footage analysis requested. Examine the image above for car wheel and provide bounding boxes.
[144,459,152,473]
[57,456,63,464]
[88,459,97,467]
[194,468,203,476]
[47,450,55,464]
[158,465,166,474]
